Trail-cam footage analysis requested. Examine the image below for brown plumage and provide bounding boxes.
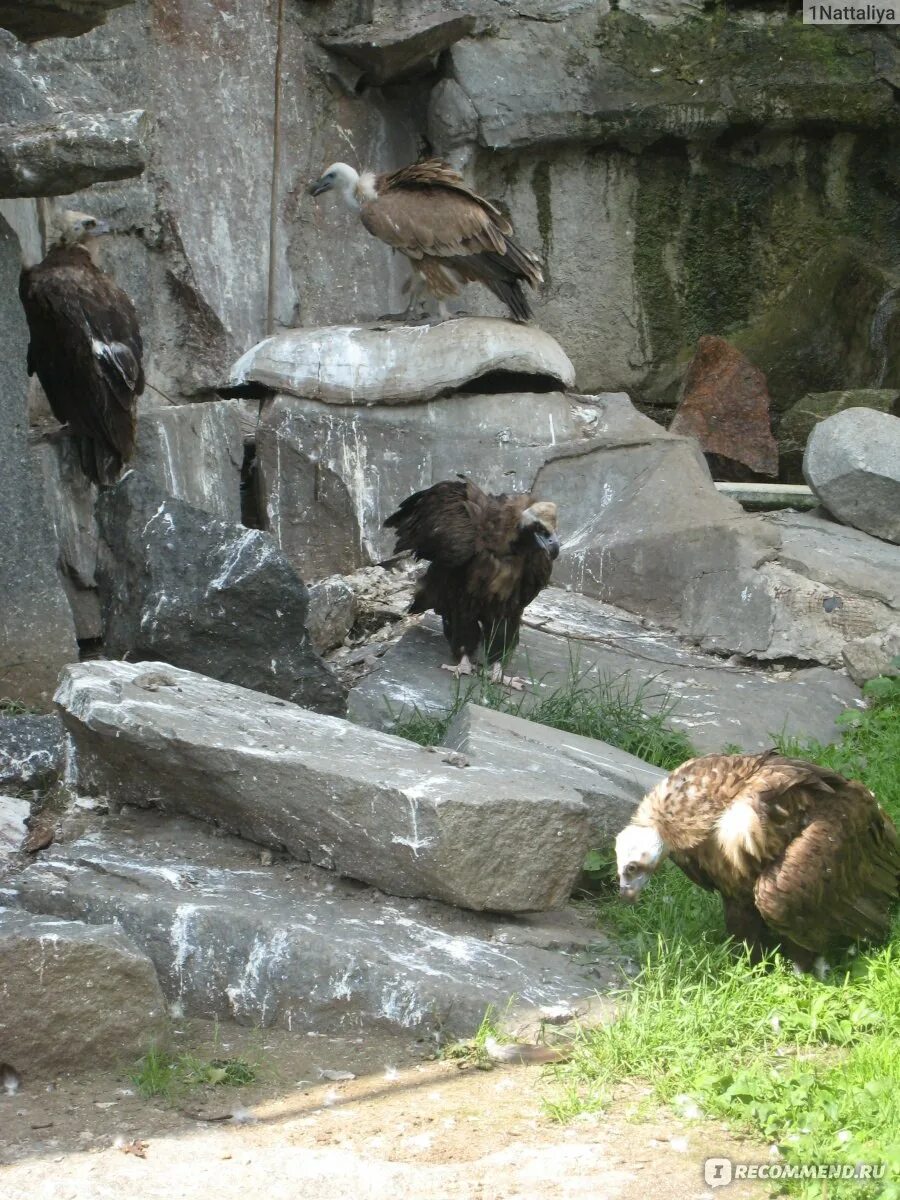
[615,750,900,975]
[308,159,543,321]
[384,479,560,688]
[19,210,144,486]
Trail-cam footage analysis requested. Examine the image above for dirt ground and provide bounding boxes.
[1,1018,766,1200]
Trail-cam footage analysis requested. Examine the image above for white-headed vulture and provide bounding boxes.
[19,209,144,486]
[308,159,542,322]
[615,750,900,977]
[385,479,560,690]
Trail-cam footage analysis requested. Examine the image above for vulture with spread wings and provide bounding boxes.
[19,209,144,487]
[615,750,900,976]
[308,159,542,321]
[385,479,560,689]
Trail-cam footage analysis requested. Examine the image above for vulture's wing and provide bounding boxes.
[753,773,900,951]
[385,480,495,567]
[376,160,512,232]
[361,185,509,263]
[20,258,143,457]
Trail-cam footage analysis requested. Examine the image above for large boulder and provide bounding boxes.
[669,335,778,479]
[443,704,663,848]
[0,108,146,198]
[0,714,64,791]
[16,809,615,1035]
[0,1,134,43]
[55,659,591,913]
[0,214,77,708]
[322,15,477,88]
[95,471,345,715]
[223,318,576,406]
[778,388,900,483]
[803,408,900,544]
[0,911,168,1077]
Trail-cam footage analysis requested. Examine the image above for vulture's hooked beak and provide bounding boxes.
[90,218,112,236]
[307,175,333,198]
[619,883,640,904]
[535,530,561,561]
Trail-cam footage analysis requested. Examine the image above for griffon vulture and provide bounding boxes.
[615,750,900,976]
[19,208,144,486]
[308,159,543,322]
[385,479,560,690]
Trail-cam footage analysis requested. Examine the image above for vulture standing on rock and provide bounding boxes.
[308,159,543,322]
[385,479,560,690]
[615,750,900,977]
[19,208,144,486]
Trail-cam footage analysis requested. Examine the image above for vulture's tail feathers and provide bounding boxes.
[77,436,123,488]
[490,279,533,323]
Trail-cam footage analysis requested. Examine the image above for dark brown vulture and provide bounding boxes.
[385,479,560,690]
[19,209,144,486]
[308,159,542,322]
[615,750,900,977]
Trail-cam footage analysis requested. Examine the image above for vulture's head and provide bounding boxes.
[615,823,668,902]
[520,501,560,560]
[54,209,111,247]
[308,162,365,209]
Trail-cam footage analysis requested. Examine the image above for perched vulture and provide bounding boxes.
[308,159,542,322]
[615,750,900,976]
[19,209,144,486]
[385,479,560,689]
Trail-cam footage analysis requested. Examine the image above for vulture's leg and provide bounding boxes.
[377,272,429,324]
[440,611,481,680]
[721,897,776,963]
[485,619,528,691]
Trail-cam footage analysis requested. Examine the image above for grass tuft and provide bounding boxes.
[132,1047,256,1101]
[390,659,695,771]
[553,675,900,1198]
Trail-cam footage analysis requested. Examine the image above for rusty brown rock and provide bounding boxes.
[670,336,779,479]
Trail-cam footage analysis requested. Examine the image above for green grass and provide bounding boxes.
[132,1046,256,1101]
[390,659,695,771]
[552,675,900,1199]
[0,697,36,716]
[442,1004,507,1071]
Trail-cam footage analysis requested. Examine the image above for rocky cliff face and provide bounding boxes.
[3,1,897,408]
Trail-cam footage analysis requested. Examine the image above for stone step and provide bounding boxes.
[13,810,615,1037]
[349,587,862,754]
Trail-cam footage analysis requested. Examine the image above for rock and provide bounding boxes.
[96,471,345,715]
[55,659,592,913]
[843,628,900,687]
[33,437,102,641]
[803,408,900,544]
[0,910,168,1077]
[443,704,663,848]
[0,213,78,708]
[0,714,64,790]
[15,809,616,1034]
[0,1,133,42]
[669,335,778,479]
[134,400,245,524]
[322,15,477,87]
[0,109,146,198]
[305,577,358,655]
[223,319,575,406]
[731,242,900,415]
[758,510,899,666]
[444,20,895,153]
[778,389,900,483]
[349,589,862,754]
[0,794,28,860]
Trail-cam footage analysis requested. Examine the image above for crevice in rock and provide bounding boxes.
[453,369,563,395]
[240,441,262,529]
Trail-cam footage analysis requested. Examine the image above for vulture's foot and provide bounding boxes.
[791,955,830,981]
[489,662,528,691]
[441,656,475,680]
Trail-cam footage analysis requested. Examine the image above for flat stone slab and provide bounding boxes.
[13,810,617,1036]
[223,318,575,406]
[56,660,590,913]
[0,109,147,199]
[443,704,663,847]
[349,588,863,754]
[322,15,477,87]
[0,909,168,1077]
